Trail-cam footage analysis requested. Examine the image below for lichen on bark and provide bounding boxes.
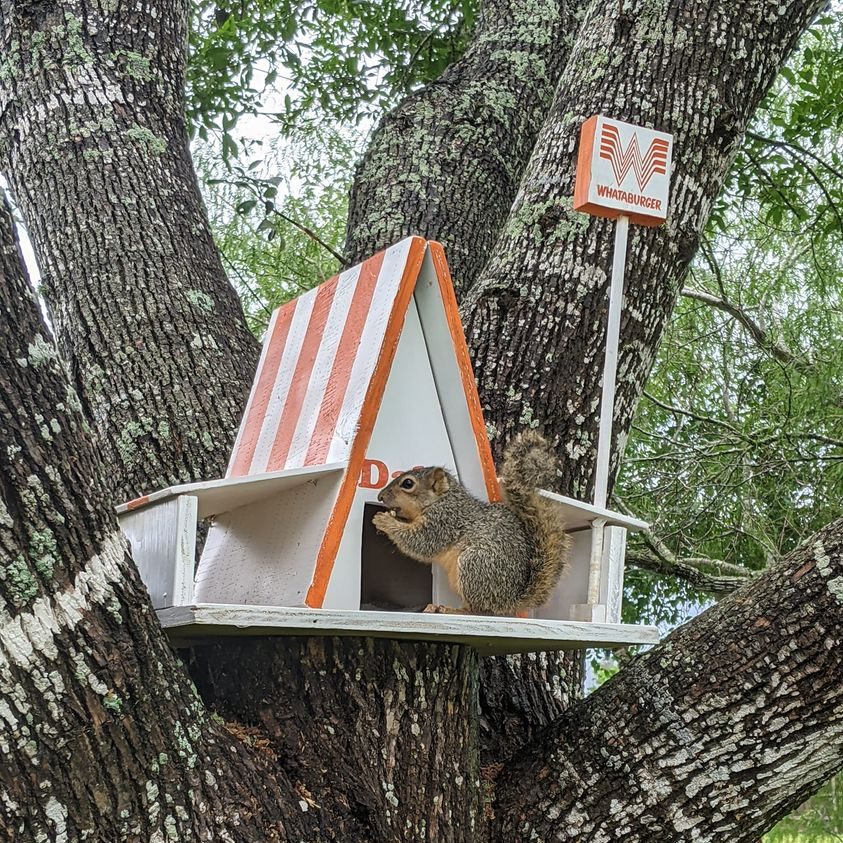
[0,0,259,504]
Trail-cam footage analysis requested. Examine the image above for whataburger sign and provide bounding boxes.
[574,114,673,226]
[571,113,674,554]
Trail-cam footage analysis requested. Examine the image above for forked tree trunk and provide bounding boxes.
[344,0,587,297]
[494,516,843,842]
[0,0,259,503]
[1,0,839,839]
[462,0,826,496]
[0,0,577,820]
[0,199,311,842]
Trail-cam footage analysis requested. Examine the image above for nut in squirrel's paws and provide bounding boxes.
[372,511,395,533]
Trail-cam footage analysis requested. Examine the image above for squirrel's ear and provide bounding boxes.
[431,467,450,494]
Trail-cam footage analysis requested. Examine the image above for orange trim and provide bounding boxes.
[305,237,428,607]
[573,115,598,214]
[229,302,296,477]
[125,495,150,511]
[305,250,386,465]
[428,241,502,503]
[266,275,339,472]
[574,115,665,226]
[573,202,664,227]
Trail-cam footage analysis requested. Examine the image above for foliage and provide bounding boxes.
[617,213,843,574]
[717,13,843,237]
[764,774,843,842]
[187,0,476,158]
[196,123,359,336]
[617,12,843,600]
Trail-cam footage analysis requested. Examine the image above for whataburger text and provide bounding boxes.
[594,183,663,210]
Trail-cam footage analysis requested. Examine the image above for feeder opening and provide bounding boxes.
[360,502,432,611]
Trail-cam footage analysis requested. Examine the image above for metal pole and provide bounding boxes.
[593,214,629,510]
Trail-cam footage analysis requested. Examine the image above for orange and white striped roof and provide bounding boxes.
[228,238,424,477]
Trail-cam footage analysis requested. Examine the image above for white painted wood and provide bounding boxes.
[538,490,647,532]
[587,517,607,605]
[156,604,659,655]
[532,530,590,621]
[329,298,464,609]
[249,288,317,472]
[115,239,650,639]
[227,305,280,476]
[600,526,627,624]
[576,116,673,222]
[569,603,608,623]
[116,463,346,519]
[285,262,363,469]
[413,250,489,502]
[193,472,344,605]
[594,213,629,510]
[173,496,198,607]
[327,239,418,464]
[118,496,197,609]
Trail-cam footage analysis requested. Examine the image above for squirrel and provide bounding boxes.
[372,431,570,616]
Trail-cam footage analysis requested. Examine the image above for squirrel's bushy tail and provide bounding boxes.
[500,431,571,608]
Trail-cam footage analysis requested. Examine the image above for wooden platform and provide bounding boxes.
[117,462,346,519]
[538,490,648,532]
[157,604,659,655]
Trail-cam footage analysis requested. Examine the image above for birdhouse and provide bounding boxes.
[117,237,657,654]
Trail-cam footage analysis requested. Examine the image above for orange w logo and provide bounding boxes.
[599,125,670,191]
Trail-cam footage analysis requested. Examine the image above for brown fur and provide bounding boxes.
[377,467,449,524]
[433,542,464,594]
[500,431,571,608]
[374,433,570,615]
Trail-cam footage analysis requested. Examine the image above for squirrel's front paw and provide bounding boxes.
[372,511,396,534]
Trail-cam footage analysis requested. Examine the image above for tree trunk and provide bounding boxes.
[462,0,826,497]
[0,0,259,503]
[478,650,583,764]
[344,0,586,297]
[0,199,313,841]
[1,0,838,839]
[191,637,483,841]
[494,516,843,842]
[0,0,580,825]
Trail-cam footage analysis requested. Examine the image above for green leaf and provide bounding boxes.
[236,199,258,215]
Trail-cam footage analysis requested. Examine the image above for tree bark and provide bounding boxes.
[1,0,838,839]
[478,650,583,764]
[0,0,259,503]
[462,0,826,498]
[0,0,580,829]
[494,516,843,842]
[344,0,586,297]
[191,637,483,841]
[0,199,315,841]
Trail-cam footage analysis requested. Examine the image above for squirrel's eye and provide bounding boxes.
[400,478,415,490]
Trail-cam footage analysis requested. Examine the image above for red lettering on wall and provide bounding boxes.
[359,458,388,489]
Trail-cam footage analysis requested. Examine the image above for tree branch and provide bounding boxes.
[747,130,843,184]
[494,516,843,841]
[613,496,753,591]
[681,286,813,374]
[624,547,751,593]
[266,205,346,264]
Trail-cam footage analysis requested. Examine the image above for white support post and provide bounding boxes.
[573,214,629,623]
[593,214,629,510]
[587,518,607,606]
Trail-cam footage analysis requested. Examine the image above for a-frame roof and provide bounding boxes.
[227,236,498,499]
